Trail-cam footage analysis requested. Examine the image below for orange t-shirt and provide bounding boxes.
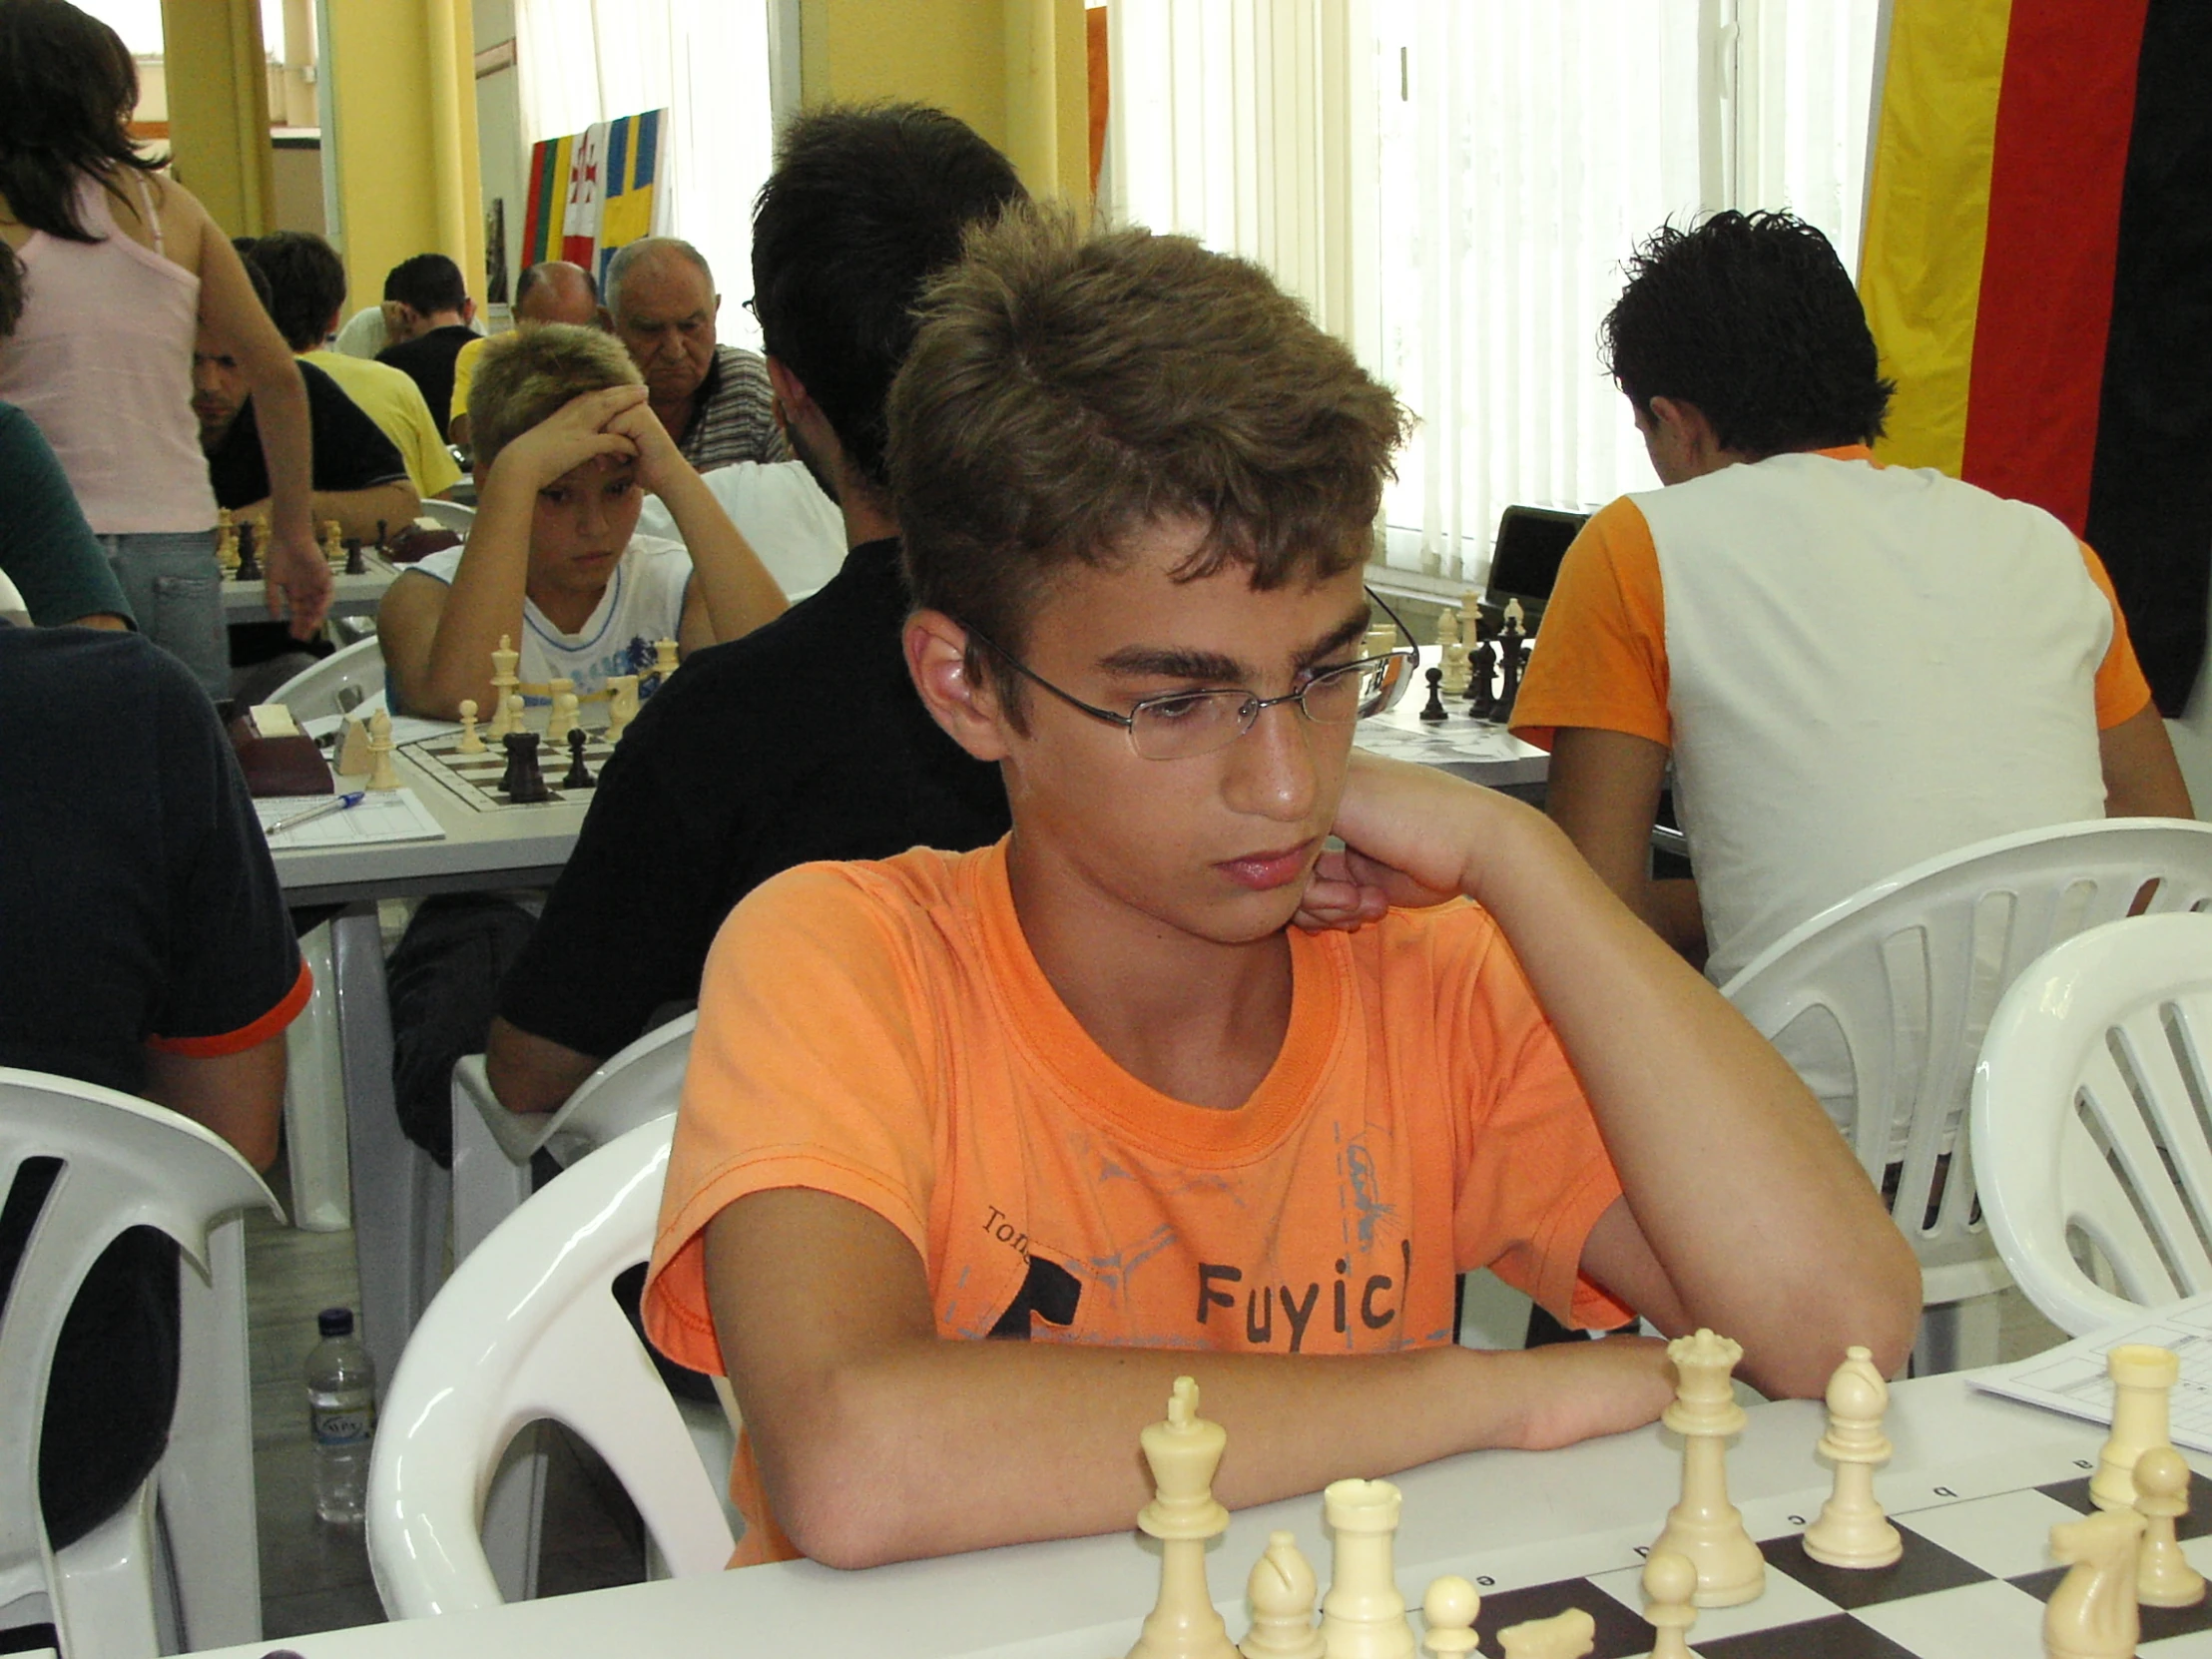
[642,839,1629,1563]
[1510,447,2153,751]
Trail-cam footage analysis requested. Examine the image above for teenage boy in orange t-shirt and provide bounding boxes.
[641,209,1921,1570]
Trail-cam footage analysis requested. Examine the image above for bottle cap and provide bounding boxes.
[317,1307,354,1339]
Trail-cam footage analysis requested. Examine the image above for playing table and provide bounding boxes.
[223,551,405,624]
[180,1368,2212,1659]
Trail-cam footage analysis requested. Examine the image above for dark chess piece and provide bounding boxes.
[563,726,594,790]
[342,538,366,575]
[501,731,550,804]
[1466,629,1498,720]
[234,521,262,582]
[375,518,389,554]
[1495,624,1527,722]
[1418,665,1448,723]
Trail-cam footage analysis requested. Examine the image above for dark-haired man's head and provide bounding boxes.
[890,208,1406,729]
[513,260,599,327]
[0,239,21,338]
[751,102,1026,521]
[1601,210,1895,485]
[382,252,474,342]
[249,231,348,351]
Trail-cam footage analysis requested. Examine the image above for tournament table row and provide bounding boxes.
[178,1367,2199,1659]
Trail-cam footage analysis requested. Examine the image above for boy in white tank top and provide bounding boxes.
[378,322,789,719]
[1512,211,2190,984]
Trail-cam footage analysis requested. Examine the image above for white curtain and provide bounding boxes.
[514,0,777,348]
[1109,0,1882,584]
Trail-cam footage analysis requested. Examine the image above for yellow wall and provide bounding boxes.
[322,0,485,314]
[799,0,1089,209]
[159,0,277,236]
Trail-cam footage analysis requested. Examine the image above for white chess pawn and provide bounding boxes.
[455,699,484,755]
[548,689,580,747]
[1320,1478,1417,1659]
[606,674,640,744]
[1801,1345,1902,1568]
[1125,1378,1239,1659]
[2093,1344,2179,1512]
[1241,1531,1324,1659]
[365,710,400,792]
[2044,1506,2144,1659]
[1640,1550,1697,1659]
[504,693,525,740]
[2134,1445,2206,1608]
[1494,1608,1593,1659]
[1651,1329,1765,1608]
[1417,1575,1480,1658]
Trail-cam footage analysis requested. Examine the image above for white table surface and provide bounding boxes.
[186,1370,2161,1659]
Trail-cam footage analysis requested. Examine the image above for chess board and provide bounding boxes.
[401,727,619,812]
[976,1446,2212,1658]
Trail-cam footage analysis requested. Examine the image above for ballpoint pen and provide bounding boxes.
[267,791,367,838]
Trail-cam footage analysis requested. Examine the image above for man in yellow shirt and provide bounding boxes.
[248,232,462,504]
[447,260,602,452]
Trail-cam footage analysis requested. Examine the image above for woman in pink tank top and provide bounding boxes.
[0,0,329,697]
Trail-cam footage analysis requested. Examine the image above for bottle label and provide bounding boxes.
[311,1404,375,1447]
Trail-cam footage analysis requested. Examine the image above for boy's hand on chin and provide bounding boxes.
[1293,748,1467,932]
[603,397,692,496]
[499,385,649,490]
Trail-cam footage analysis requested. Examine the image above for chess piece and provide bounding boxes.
[1435,608,1469,696]
[1651,1329,1765,1608]
[2093,1344,2179,1513]
[1418,667,1448,723]
[1801,1345,1902,1568]
[563,727,594,791]
[487,636,521,739]
[1494,1608,1593,1659]
[500,731,550,805]
[217,508,240,573]
[365,711,400,792]
[333,717,370,778]
[1465,627,1498,720]
[606,675,640,743]
[1125,1377,1239,1659]
[1494,617,1526,722]
[1319,1478,1417,1659]
[547,687,580,747]
[2044,1506,2144,1659]
[321,519,344,568]
[504,693,525,743]
[1241,1531,1324,1659]
[2133,1444,2206,1608]
[375,517,389,555]
[1363,620,1401,662]
[456,699,484,755]
[235,521,261,582]
[652,637,679,681]
[1641,1549,1696,1659]
[1417,1575,1479,1658]
[343,538,366,576]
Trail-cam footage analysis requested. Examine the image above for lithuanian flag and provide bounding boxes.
[1861,0,2212,712]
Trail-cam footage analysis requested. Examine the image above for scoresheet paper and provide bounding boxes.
[257,789,446,849]
[1969,1293,2212,1450]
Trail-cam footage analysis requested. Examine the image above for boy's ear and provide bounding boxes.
[904,609,1013,763]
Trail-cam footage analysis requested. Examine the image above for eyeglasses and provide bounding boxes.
[964,590,1419,762]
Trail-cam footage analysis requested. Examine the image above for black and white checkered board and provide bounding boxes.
[1441,1452,2212,1657]
[402,729,619,812]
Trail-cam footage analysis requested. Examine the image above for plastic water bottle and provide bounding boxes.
[305,1306,376,1524]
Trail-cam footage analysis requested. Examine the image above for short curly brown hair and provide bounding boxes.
[888,207,1407,715]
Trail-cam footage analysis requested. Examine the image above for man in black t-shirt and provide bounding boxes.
[195,324,419,543]
[374,252,479,436]
[0,622,308,1552]
[484,105,1030,1120]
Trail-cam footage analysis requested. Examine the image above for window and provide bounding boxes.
[1108,0,1882,588]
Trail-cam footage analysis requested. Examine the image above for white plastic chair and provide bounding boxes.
[366,1118,737,1618]
[448,1014,697,1264]
[0,1068,280,1658]
[266,634,386,722]
[1971,911,2212,1337]
[416,499,476,533]
[1718,818,2212,1373]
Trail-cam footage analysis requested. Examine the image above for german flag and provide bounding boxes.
[1861,0,2212,712]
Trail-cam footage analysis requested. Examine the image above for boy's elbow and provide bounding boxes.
[757,1367,937,1570]
[1751,1237,1922,1398]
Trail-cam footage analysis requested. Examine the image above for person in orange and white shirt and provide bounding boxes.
[640,208,1921,1571]
[1512,211,2192,990]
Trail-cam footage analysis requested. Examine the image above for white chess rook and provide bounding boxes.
[2092,1344,2179,1513]
[1241,1531,1325,1659]
[1319,1478,1416,1659]
[1125,1378,1238,1659]
[1802,1345,1902,1568]
[2044,1507,2144,1659]
[1651,1329,1765,1608]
